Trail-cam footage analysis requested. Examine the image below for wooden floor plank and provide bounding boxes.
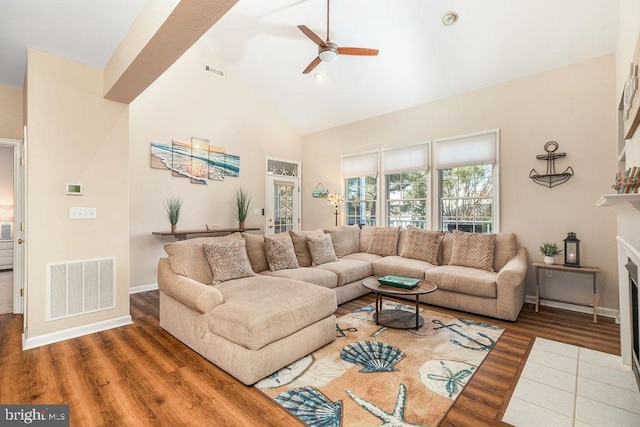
[0,291,619,426]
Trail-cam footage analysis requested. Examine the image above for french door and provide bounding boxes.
[265,176,300,235]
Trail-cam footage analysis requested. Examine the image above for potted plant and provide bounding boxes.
[164,197,183,233]
[539,242,562,265]
[231,188,251,230]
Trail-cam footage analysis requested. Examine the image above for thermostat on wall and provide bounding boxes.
[66,183,83,195]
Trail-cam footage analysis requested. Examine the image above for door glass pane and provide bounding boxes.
[273,182,294,233]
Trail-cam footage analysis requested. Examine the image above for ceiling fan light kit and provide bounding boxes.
[298,0,378,74]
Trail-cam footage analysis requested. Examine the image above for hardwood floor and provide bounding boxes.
[0,291,619,426]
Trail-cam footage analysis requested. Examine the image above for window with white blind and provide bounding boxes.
[435,131,499,233]
[383,143,430,228]
[342,151,379,226]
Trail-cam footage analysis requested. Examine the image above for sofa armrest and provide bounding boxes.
[496,247,528,287]
[157,257,224,314]
[495,247,528,320]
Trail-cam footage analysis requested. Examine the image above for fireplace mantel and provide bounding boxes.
[596,194,640,212]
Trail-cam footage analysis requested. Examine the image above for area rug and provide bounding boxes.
[255,302,504,426]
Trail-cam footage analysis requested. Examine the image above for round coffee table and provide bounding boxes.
[362,277,437,330]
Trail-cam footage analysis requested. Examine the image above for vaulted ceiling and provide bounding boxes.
[0,0,620,135]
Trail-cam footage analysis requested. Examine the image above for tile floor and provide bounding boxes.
[502,337,640,426]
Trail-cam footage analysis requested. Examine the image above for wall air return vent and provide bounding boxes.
[47,257,115,320]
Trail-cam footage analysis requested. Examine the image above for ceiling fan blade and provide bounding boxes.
[337,47,379,56]
[298,25,327,48]
[303,57,322,74]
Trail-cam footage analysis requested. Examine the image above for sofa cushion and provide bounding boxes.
[494,233,518,271]
[306,234,339,266]
[449,231,496,272]
[367,227,400,256]
[400,227,442,265]
[242,233,269,273]
[324,224,360,257]
[371,256,432,279]
[290,229,325,267]
[314,259,373,286]
[264,233,299,271]
[204,239,255,284]
[359,225,377,252]
[425,265,497,298]
[260,267,338,289]
[342,252,383,263]
[210,276,337,351]
[164,233,242,284]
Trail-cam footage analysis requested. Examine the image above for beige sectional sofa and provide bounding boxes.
[157,225,527,385]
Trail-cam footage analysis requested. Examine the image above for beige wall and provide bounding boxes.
[302,55,619,311]
[617,0,640,167]
[0,84,23,140]
[25,49,130,337]
[129,42,301,287]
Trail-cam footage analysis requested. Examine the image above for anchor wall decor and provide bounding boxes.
[529,141,574,188]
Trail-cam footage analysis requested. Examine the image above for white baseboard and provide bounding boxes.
[130,283,158,294]
[524,294,619,322]
[22,315,133,350]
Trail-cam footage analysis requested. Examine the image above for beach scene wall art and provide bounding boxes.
[150,137,240,184]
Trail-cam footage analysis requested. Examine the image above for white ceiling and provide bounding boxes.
[0,0,620,136]
[0,0,147,87]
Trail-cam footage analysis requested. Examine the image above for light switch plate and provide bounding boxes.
[70,207,97,219]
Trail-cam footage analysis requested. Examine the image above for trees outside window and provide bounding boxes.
[386,170,428,228]
[345,176,377,226]
[439,164,493,232]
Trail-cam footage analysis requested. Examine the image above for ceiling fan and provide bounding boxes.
[297,0,379,74]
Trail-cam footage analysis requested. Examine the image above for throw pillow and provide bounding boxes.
[323,224,360,257]
[164,232,242,284]
[305,234,339,266]
[400,227,442,264]
[448,231,496,272]
[290,229,325,267]
[264,233,299,271]
[367,227,400,256]
[203,239,255,284]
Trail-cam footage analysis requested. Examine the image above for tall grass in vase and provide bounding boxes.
[231,188,251,230]
[164,197,183,233]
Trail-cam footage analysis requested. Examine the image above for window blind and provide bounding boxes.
[383,144,429,174]
[435,132,496,169]
[342,152,379,178]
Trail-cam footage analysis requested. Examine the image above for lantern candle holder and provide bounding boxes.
[563,232,580,267]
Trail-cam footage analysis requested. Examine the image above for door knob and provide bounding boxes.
[18,239,24,244]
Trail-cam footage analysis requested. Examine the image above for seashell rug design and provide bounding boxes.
[255,302,504,426]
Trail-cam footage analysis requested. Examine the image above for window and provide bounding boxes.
[435,131,498,233]
[383,144,429,228]
[342,152,378,226]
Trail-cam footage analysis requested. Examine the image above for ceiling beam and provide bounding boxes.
[103,0,237,104]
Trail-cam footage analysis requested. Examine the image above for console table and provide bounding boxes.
[532,261,600,323]
[152,227,260,241]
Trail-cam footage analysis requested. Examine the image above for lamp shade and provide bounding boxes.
[564,232,580,267]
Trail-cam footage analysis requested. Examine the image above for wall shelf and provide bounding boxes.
[152,227,260,241]
[596,194,640,213]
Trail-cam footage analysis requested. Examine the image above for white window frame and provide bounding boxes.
[433,130,500,233]
[381,142,431,228]
[341,150,380,226]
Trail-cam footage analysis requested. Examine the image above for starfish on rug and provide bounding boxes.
[345,383,422,427]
